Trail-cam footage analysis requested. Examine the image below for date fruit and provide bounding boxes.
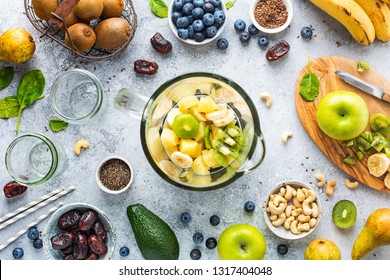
[93,220,106,242]
[85,252,98,260]
[51,232,75,250]
[88,235,108,255]
[3,181,27,198]
[151,32,172,54]
[58,210,81,230]
[73,233,88,260]
[79,210,97,231]
[266,40,290,62]
[134,60,158,75]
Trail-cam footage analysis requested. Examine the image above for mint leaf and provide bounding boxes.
[49,118,69,132]
[299,57,320,102]
[0,96,19,118]
[0,67,14,91]
[150,0,168,18]
[225,0,237,10]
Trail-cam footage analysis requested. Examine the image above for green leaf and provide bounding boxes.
[0,96,20,118]
[150,0,168,18]
[225,0,236,9]
[299,57,320,102]
[49,118,69,132]
[0,67,14,91]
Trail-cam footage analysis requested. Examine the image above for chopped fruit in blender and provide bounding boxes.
[172,114,200,139]
[191,155,210,175]
[191,106,207,121]
[161,128,179,152]
[194,122,206,142]
[213,109,235,127]
[202,149,220,168]
[205,103,227,121]
[197,96,217,113]
[171,151,193,169]
[180,139,202,158]
[204,124,212,149]
[178,95,199,112]
[166,108,182,127]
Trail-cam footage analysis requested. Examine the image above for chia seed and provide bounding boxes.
[254,0,288,29]
[99,159,131,191]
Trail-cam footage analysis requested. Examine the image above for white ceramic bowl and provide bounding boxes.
[168,0,228,45]
[42,203,116,260]
[262,181,322,240]
[249,0,293,34]
[96,155,134,194]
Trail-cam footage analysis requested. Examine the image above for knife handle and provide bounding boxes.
[384,92,390,103]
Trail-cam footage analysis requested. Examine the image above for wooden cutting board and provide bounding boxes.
[295,56,390,193]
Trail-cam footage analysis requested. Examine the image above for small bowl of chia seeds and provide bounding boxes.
[96,156,133,194]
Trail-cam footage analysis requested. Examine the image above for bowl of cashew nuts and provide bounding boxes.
[263,181,322,240]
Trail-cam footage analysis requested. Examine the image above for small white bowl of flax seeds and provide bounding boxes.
[250,0,293,34]
[96,156,133,194]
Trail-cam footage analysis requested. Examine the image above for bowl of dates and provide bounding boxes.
[43,203,116,260]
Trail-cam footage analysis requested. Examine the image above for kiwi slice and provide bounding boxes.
[355,150,365,161]
[356,137,371,152]
[343,154,356,165]
[204,125,212,149]
[371,133,388,152]
[213,150,229,167]
[360,131,374,143]
[342,139,355,148]
[370,113,390,135]
[332,200,357,229]
[172,114,199,139]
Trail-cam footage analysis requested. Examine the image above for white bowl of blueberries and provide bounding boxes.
[168,0,227,45]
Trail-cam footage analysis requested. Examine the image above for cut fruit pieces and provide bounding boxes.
[370,113,390,135]
[202,149,220,169]
[178,95,199,112]
[204,124,212,149]
[205,103,228,121]
[214,149,229,167]
[332,200,357,229]
[171,151,193,169]
[191,155,210,175]
[191,106,207,122]
[172,114,199,139]
[197,96,217,113]
[166,108,182,128]
[159,160,181,177]
[371,133,388,152]
[161,128,179,150]
[180,139,200,158]
[213,109,235,127]
[367,153,390,177]
[194,122,206,142]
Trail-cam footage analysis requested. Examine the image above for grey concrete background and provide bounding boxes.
[0,0,389,260]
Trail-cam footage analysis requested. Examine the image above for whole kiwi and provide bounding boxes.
[32,0,58,21]
[95,18,131,49]
[101,0,125,19]
[60,11,85,32]
[74,0,104,22]
[65,23,96,52]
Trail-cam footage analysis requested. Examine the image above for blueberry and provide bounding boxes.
[193,232,204,244]
[176,17,190,28]
[277,244,288,255]
[205,26,218,38]
[188,25,195,39]
[216,38,228,49]
[183,3,195,15]
[301,26,313,39]
[206,237,218,249]
[239,31,251,43]
[192,7,204,19]
[173,0,184,11]
[244,201,256,212]
[213,10,225,24]
[33,238,43,249]
[180,212,192,224]
[178,28,190,39]
[203,2,214,13]
[27,227,39,240]
[119,246,130,257]
[192,19,204,32]
[202,13,214,26]
[234,19,246,32]
[209,214,220,226]
[209,0,221,7]
[194,32,205,42]
[190,248,202,260]
[193,0,204,8]
[171,12,182,25]
[187,15,194,24]
[248,24,259,35]
[257,35,269,48]
[12,247,24,259]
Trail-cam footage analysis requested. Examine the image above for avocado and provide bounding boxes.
[126,204,180,260]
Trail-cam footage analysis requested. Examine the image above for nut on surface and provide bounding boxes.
[259,91,272,108]
[74,139,89,155]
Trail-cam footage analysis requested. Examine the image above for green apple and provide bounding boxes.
[217,224,266,260]
[316,91,369,140]
[304,238,341,260]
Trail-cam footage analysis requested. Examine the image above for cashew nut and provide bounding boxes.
[290,220,301,235]
[309,218,317,228]
[305,190,317,203]
[315,173,326,188]
[271,213,286,227]
[282,131,293,144]
[278,187,286,197]
[284,216,295,230]
[74,139,89,155]
[269,194,275,202]
[345,178,359,189]
[268,201,286,215]
[285,185,294,200]
[302,200,313,216]
[297,222,310,232]
[270,214,278,221]
[326,180,336,196]
[302,188,309,198]
[259,92,272,108]
[311,202,319,218]
[293,197,302,208]
[296,188,305,202]
[291,208,302,217]
[285,205,296,217]
[273,195,286,207]
[297,214,310,223]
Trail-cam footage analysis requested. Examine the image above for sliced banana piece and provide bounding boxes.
[166,108,182,127]
[213,109,235,127]
[170,151,193,169]
[191,106,207,122]
[367,153,390,177]
[205,103,228,121]
[159,160,181,177]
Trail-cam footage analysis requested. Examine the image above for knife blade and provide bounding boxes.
[335,70,390,103]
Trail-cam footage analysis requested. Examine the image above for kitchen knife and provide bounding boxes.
[335,70,390,104]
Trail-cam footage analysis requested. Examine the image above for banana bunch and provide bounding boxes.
[310,0,390,45]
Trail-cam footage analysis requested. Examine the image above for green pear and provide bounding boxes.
[0,28,36,63]
[304,238,341,260]
[351,208,390,260]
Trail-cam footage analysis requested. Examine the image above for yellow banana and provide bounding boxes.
[310,0,375,45]
[355,0,390,42]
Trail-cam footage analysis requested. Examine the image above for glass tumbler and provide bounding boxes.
[5,133,66,185]
[50,69,104,123]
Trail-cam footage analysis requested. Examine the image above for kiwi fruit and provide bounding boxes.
[65,23,96,52]
[60,11,85,32]
[95,18,132,49]
[101,0,125,19]
[204,125,212,149]
[213,150,229,167]
[332,200,357,229]
[370,113,390,135]
[74,0,104,22]
[172,114,199,139]
[33,0,58,21]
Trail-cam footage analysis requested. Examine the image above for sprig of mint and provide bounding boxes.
[150,0,168,18]
[225,0,237,10]
[0,67,14,91]
[49,118,69,132]
[299,57,320,102]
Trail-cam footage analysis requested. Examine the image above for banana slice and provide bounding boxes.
[205,103,228,121]
[385,172,390,189]
[166,108,182,127]
[170,151,193,169]
[191,106,207,122]
[367,153,390,177]
[213,109,235,127]
[159,160,181,177]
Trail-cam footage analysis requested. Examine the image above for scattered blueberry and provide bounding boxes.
[234,19,246,32]
[239,31,251,43]
[178,28,190,39]
[206,237,217,249]
[248,24,259,35]
[257,35,269,48]
[173,0,184,11]
[192,7,204,19]
[277,244,288,255]
[188,25,195,39]
[12,247,24,259]
[180,212,192,224]
[216,38,229,49]
[202,13,214,26]
[119,246,130,257]
[244,201,256,212]
[27,227,39,240]
[183,3,195,15]
[33,238,43,249]
[190,248,202,260]
[205,26,217,38]
[213,10,225,24]
[193,232,204,244]
[176,17,190,28]
[194,32,205,42]
[202,2,214,13]
[193,0,205,8]
[301,26,313,40]
[209,0,221,7]
[209,214,220,226]
[171,12,181,25]
[192,19,204,32]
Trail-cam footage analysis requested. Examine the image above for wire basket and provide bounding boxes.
[24,0,137,60]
